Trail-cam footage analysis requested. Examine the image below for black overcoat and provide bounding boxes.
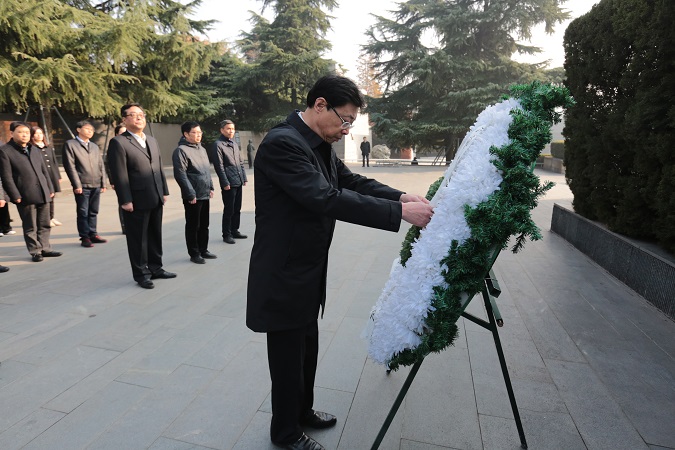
[107,131,169,209]
[246,112,404,333]
[0,140,54,204]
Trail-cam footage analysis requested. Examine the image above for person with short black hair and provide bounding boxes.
[62,120,108,248]
[246,75,434,450]
[107,103,176,289]
[360,136,371,167]
[0,121,61,262]
[172,121,216,264]
[209,119,248,244]
[31,126,62,227]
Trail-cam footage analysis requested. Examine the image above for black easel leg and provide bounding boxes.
[371,359,423,450]
[482,288,528,449]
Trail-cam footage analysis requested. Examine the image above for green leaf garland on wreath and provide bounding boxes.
[387,82,574,371]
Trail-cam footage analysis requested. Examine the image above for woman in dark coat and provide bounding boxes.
[30,126,62,226]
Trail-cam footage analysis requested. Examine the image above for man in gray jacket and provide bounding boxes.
[209,119,248,244]
[62,120,108,248]
[172,121,216,264]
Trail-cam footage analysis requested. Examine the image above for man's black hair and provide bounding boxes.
[121,103,144,117]
[9,121,30,132]
[181,121,201,135]
[114,124,126,135]
[76,120,93,130]
[306,75,364,109]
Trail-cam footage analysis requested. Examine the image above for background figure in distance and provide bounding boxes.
[208,119,248,244]
[172,121,216,264]
[30,126,62,227]
[107,103,176,289]
[0,165,14,237]
[62,121,108,248]
[0,121,61,262]
[246,75,434,450]
[109,124,127,235]
[360,136,371,167]
[246,139,255,169]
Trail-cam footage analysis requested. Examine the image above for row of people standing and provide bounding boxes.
[171,119,248,265]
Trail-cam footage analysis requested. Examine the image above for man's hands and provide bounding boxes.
[400,193,434,228]
[121,202,133,212]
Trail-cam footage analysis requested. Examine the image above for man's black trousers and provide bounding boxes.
[183,199,210,257]
[266,320,319,445]
[122,204,164,282]
[220,186,242,238]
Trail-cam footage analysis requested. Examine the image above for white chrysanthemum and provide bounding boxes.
[365,98,522,365]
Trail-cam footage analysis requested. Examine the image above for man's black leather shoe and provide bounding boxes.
[223,236,236,244]
[299,410,337,429]
[190,255,206,264]
[278,433,325,450]
[138,279,154,289]
[41,251,62,257]
[232,231,247,239]
[151,270,177,279]
[201,251,217,259]
[0,265,9,273]
[32,254,44,262]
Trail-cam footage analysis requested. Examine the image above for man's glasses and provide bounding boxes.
[327,105,354,130]
[124,112,145,119]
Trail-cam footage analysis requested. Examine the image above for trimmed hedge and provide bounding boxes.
[550,140,565,159]
[564,0,675,254]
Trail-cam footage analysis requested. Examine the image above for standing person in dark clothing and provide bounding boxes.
[107,103,176,289]
[360,136,371,167]
[246,75,434,450]
[172,121,216,264]
[0,122,61,262]
[30,126,62,227]
[0,175,9,271]
[246,139,255,169]
[209,119,248,245]
[62,121,108,248]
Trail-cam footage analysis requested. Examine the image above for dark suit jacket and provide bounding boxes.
[107,131,168,210]
[0,140,54,204]
[246,112,404,333]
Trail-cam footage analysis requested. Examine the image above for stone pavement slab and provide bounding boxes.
[0,165,673,449]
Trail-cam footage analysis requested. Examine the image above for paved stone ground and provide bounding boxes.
[0,165,673,450]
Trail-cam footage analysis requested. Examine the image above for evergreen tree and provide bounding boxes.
[224,0,337,132]
[363,0,569,154]
[0,0,219,121]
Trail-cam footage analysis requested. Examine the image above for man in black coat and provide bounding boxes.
[247,75,434,450]
[107,103,176,289]
[360,136,371,167]
[0,122,61,262]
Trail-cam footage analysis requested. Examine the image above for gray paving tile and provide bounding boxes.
[115,314,228,388]
[0,345,119,433]
[0,408,65,450]
[45,325,177,413]
[148,436,216,450]
[231,411,278,450]
[403,348,482,450]
[315,316,369,393]
[400,440,462,450]
[22,380,147,450]
[0,330,14,343]
[87,364,218,449]
[0,359,35,389]
[520,409,586,450]
[339,359,408,450]
[545,359,648,449]
[163,341,269,449]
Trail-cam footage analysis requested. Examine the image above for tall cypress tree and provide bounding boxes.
[224,0,337,131]
[363,0,569,155]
